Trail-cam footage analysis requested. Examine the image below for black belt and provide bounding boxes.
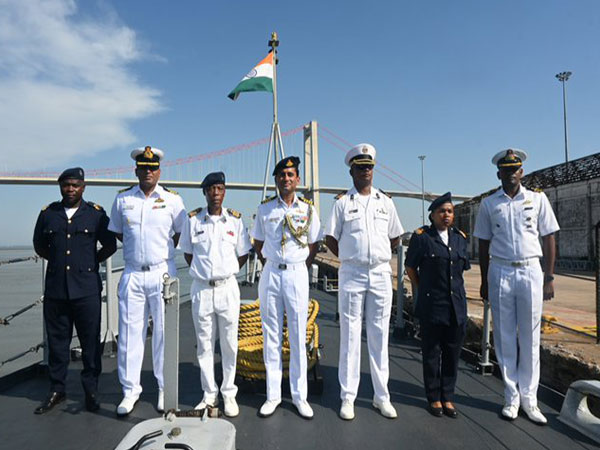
[278,263,287,270]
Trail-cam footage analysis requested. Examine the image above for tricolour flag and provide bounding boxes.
[228,52,274,101]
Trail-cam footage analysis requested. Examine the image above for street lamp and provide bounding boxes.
[418,155,426,225]
[555,71,572,166]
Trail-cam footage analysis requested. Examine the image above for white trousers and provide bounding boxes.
[338,264,393,403]
[488,259,543,408]
[259,261,309,402]
[191,277,240,400]
[117,261,175,397]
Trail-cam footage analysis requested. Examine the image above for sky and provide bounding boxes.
[1,0,599,246]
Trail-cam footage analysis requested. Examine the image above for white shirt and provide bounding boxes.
[178,207,252,281]
[108,184,187,268]
[437,228,449,246]
[473,185,560,260]
[251,194,321,264]
[325,186,403,269]
[64,206,78,219]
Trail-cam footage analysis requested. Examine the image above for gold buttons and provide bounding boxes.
[68,219,72,224]
[67,234,71,239]
[66,265,70,270]
[84,229,88,233]
[66,250,71,255]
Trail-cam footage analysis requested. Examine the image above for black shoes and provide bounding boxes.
[442,404,458,419]
[427,403,443,417]
[34,392,66,414]
[85,392,100,412]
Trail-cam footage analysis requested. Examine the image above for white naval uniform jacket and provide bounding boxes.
[108,184,187,268]
[251,194,321,264]
[325,186,403,271]
[178,207,252,281]
[473,185,560,260]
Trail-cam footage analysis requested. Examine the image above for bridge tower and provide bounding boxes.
[303,120,320,216]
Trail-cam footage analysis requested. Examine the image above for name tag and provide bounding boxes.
[123,205,135,210]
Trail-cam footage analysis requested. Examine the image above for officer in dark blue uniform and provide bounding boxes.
[405,192,470,419]
[32,167,116,414]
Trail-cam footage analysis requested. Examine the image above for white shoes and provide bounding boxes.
[293,400,314,419]
[522,405,548,425]
[116,396,139,416]
[223,397,239,417]
[501,404,519,420]
[194,396,218,410]
[259,399,281,417]
[373,399,397,419]
[157,390,164,412]
[339,400,355,420]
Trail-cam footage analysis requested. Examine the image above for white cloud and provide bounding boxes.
[0,0,162,171]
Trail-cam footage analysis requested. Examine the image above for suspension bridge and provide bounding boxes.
[0,121,472,216]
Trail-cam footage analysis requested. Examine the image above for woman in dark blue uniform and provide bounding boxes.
[405,192,470,418]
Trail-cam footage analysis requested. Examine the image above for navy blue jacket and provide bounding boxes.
[405,226,470,326]
[33,200,117,299]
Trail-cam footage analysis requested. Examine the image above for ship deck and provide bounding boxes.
[0,285,597,450]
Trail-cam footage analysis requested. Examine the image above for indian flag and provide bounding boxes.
[228,52,274,101]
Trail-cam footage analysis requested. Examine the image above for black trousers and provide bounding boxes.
[43,294,102,394]
[420,321,466,403]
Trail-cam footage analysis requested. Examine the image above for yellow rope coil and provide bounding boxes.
[237,299,320,380]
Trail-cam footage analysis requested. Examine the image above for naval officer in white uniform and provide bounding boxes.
[251,156,321,419]
[108,146,187,416]
[178,171,252,418]
[325,144,403,421]
[474,148,559,425]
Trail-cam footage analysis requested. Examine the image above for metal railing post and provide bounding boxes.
[479,298,493,375]
[163,273,180,411]
[41,259,48,366]
[103,256,119,354]
[395,245,406,333]
[595,222,600,344]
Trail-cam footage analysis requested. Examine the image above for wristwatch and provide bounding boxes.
[544,274,554,283]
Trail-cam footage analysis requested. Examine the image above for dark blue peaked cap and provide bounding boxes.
[58,167,84,183]
[273,156,300,176]
[201,171,225,189]
[428,192,452,211]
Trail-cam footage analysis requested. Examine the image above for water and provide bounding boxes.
[0,247,196,377]
[0,247,45,375]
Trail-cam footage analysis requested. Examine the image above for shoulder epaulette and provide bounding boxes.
[299,197,313,206]
[227,208,241,218]
[334,190,348,200]
[118,185,135,193]
[87,201,103,211]
[188,207,203,217]
[456,228,467,239]
[261,195,277,204]
[414,227,424,235]
[164,187,179,195]
[41,204,49,211]
[534,187,543,193]
[378,188,392,198]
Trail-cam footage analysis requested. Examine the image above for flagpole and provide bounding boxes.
[251,32,284,285]
[269,32,285,160]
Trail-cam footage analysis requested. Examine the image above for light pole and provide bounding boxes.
[418,155,426,225]
[555,71,572,166]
